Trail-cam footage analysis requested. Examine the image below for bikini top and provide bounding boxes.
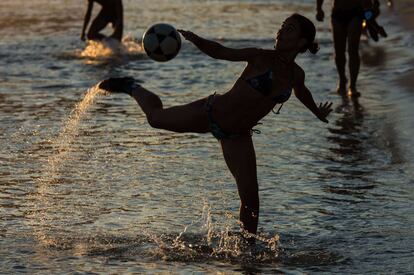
[246,69,292,104]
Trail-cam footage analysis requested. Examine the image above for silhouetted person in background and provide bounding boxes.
[316,0,375,97]
[81,0,123,42]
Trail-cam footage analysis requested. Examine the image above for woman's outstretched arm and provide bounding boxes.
[293,68,332,123]
[178,29,265,62]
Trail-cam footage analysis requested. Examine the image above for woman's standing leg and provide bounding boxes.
[220,135,259,234]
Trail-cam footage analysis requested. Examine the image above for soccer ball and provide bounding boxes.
[142,23,181,62]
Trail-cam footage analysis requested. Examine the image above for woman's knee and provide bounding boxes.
[146,110,163,129]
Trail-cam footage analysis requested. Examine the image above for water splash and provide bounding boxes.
[28,85,107,246]
[45,86,104,177]
[27,188,284,265]
[25,85,280,262]
[79,36,144,64]
[137,200,281,263]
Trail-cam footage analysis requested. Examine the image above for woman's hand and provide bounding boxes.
[177,29,198,42]
[318,102,333,123]
[98,77,139,95]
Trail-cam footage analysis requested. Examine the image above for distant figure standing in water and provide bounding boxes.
[81,0,123,42]
[98,14,332,237]
[316,0,375,97]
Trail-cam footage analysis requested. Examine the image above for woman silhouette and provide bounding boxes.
[99,14,333,236]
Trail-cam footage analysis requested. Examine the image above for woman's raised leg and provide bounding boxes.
[131,86,210,134]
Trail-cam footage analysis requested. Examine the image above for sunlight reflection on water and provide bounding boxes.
[0,0,413,274]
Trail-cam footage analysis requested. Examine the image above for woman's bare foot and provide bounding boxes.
[98,77,140,95]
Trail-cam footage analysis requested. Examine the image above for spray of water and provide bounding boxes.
[27,85,279,262]
[28,85,106,246]
[140,200,280,262]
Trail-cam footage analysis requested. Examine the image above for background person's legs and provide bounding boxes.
[87,11,109,40]
[111,22,123,41]
[220,135,259,235]
[347,17,363,96]
[332,19,348,93]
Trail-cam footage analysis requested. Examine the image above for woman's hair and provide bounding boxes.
[290,13,319,54]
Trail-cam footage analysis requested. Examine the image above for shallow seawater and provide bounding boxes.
[1,0,413,274]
